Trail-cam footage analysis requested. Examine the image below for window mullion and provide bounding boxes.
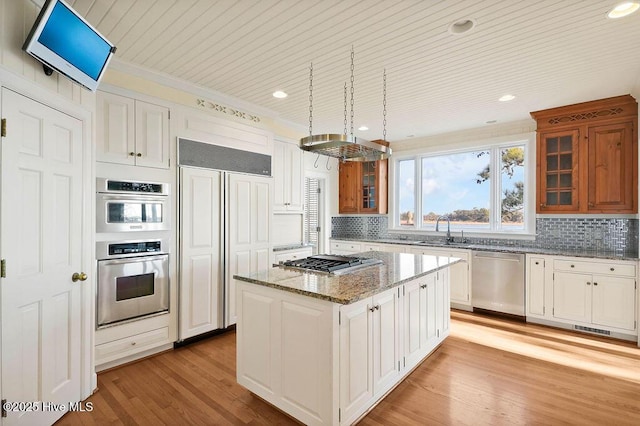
[491,147,500,231]
[415,157,422,230]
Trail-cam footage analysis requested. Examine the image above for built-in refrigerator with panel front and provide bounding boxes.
[177,138,272,340]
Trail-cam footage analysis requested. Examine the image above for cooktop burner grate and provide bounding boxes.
[280,254,381,274]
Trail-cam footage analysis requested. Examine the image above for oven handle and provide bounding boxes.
[97,253,168,265]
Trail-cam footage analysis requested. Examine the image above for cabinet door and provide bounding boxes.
[587,122,635,212]
[339,161,359,213]
[436,268,450,336]
[553,272,591,323]
[591,275,636,331]
[96,91,135,165]
[527,257,546,316]
[339,298,373,423]
[287,142,304,211]
[538,129,580,212]
[372,288,400,395]
[135,100,170,169]
[273,140,288,212]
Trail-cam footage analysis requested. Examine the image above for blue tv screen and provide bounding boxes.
[23,0,116,91]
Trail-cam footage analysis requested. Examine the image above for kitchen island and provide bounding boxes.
[233,251,461,425]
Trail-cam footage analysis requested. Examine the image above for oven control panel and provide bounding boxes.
[108,241,162,255]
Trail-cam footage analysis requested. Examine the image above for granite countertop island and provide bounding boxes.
[234,250,461,304]
[234,251,459,425]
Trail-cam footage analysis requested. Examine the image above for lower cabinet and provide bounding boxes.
[525,254,637,340]
[236,268,450,425]
[273,246,313,264]
[408,247,471,310]
[330,241,363,255]
[339,287,400,423]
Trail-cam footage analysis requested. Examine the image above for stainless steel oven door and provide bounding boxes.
[97,253,169,327]
[96,193,169,233]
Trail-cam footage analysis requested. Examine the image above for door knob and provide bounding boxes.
[72,272,87,282]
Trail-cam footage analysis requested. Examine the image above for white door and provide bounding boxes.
[179,167,222,339]
[553,272,591,323]
[226,173,271,326]
[591,275,636,331]
[1,88,84,425]
[339,298,373,424]
[372,288,399,395]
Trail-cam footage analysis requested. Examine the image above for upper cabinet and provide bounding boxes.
[273,139,303,212]
[96,91,170,169]
[531,95,637,214]
[339,159,388,214]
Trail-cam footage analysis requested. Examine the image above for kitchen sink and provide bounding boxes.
[415,240,469,247]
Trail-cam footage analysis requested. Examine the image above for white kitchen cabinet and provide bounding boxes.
[403,272,438,368]
[96,91,170,169]
[552,259,637,332]
[526,256,547,317]
[330,241,362,255]
[526,255,637,340]
[273,139,303,212]
[408,246,471,311]
[339,287,400,425]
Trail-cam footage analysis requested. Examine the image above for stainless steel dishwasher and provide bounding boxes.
[471,251,525,316]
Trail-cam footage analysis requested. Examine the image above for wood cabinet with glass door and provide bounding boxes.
[531,95,637,214]
[338,159,388,214]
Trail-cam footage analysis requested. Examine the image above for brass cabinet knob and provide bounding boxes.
[72,272,87,282]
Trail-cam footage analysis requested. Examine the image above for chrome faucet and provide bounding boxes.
[435,215,454,244]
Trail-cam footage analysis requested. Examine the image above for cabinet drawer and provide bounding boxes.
[96,327,169,363]
[331,241,362,252]
[554,260,636,277]
[274,248,313,263]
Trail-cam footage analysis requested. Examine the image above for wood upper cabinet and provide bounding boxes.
[531,95,637,214]
[339,159,388,214]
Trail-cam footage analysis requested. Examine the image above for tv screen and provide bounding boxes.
[22,0,116,92]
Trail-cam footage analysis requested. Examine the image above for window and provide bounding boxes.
[395,141,531,235]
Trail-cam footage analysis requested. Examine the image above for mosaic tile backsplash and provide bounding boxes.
[331,216,639,255]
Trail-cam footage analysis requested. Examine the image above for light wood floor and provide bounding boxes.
[58,311,640,425]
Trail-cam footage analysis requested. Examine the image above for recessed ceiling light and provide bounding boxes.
[407,134,415,138]
[607,2,640,18]
[486,120,497,124]
[358,126,369,131]
[447,18,477,35]
[272,90,287,98]
[499,94,516,102]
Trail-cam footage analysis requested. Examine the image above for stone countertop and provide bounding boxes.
[332,237,639,261]
[233,251,461,305]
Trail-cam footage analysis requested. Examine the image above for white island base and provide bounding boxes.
[236,265,451,425]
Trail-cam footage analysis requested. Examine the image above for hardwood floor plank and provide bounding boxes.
[58,311,640,425]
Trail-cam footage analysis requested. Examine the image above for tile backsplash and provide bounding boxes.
[331,216,639,254]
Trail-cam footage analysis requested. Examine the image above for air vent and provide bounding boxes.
[574,325,610,336]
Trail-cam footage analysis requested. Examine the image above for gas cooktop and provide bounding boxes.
[278,254,382,275]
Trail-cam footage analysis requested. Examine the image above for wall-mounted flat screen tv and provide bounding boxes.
[22,0,116,92]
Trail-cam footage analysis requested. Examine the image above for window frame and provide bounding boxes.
[389,134,536,239]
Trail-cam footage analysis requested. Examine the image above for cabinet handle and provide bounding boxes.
[535,261,539,265]
[588,202,594,207]
[610,267,615,271]
[136,153,142,157]
[570,264,575,268]
[420,284,427,289]
[586,282,591,285]
[131,342,136,346]
[593,282,598,286]
[129,152,136,156]
[540,203,546,208]
[369,306,376,312]
[375,305,380,311]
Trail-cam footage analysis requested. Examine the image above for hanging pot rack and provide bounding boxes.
[300,48,392,162]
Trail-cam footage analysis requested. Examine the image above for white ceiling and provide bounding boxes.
[73,0,640,142]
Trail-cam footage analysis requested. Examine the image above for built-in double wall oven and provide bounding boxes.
[96,178,171,328]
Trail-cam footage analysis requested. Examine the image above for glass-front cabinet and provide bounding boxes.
[339,159,388,214]
[539,129,579,212]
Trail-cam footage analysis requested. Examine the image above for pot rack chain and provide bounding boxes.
[350,46,355,138]
[343,83,348,135]
[308,63,313,136]
[383,69,387,141]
